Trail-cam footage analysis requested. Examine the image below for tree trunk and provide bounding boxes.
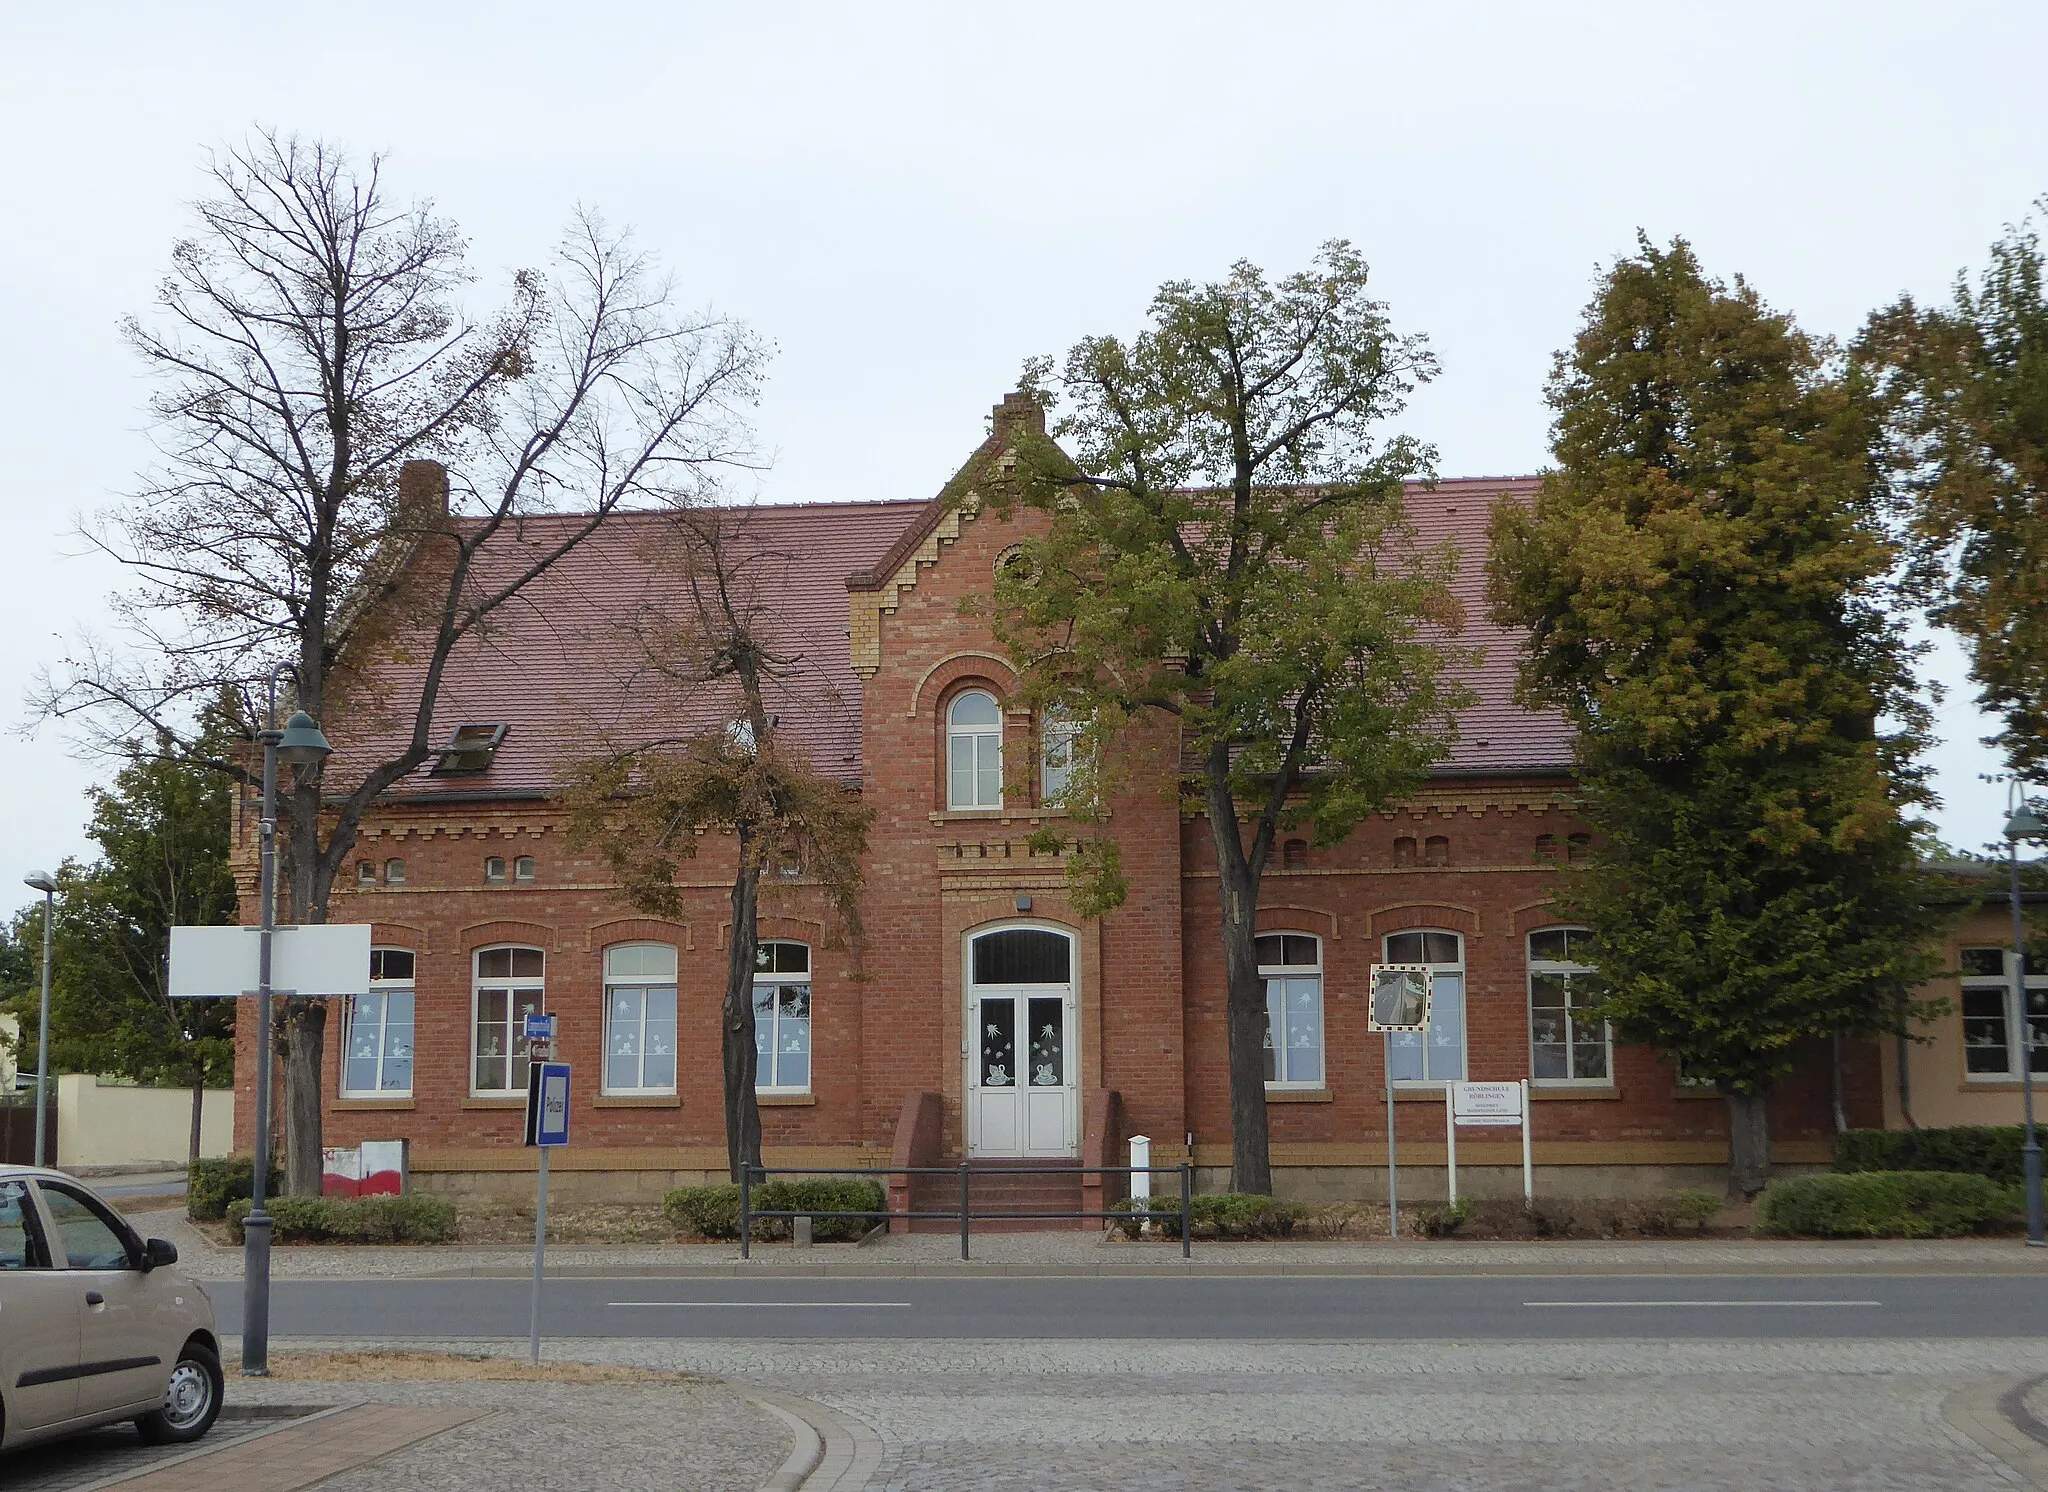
[1204,763,1271,1196]
[188,1069,205,1169]
[1722,1086,1771,1199]
[282,998,327,1195]
[1895,1020,1918,1131]
[723,845,764,1183]
[1829,1028,1847,1135]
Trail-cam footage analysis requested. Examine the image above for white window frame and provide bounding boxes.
[342,948,416,1097]
[753,940,813,1093]
[1256,933,1324,1089]
[1961,946,2047,1083]
[1383,929,1467,1085]
[1527,927,1610,1085]
[947,690,1004,810]
[471,945,545,1095]
[1039,708,1079,806]
[602,943,678,1096]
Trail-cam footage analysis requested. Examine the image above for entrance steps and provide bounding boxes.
[903,1158,1090,1232]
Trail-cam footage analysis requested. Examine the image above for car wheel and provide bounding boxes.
[136,1341,222,1445]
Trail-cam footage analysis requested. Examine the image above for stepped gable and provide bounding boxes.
[331,498,927,800]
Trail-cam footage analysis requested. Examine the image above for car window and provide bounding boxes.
[0,1179,49,1269]
[37,1182,135,1270]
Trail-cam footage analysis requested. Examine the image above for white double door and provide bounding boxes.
[967,982,1077,1157]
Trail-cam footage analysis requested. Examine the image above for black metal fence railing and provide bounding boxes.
[738,1162,1194,1261]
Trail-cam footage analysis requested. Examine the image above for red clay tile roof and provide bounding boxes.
[333,474,1569,805]
[333,499,928,800]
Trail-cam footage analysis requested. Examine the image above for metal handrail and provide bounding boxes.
[737,1160,1194,1261]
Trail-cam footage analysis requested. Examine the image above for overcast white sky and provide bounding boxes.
[2,1,2043,906]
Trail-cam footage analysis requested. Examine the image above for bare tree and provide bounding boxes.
[561,508,871,1181]
[35,133,767,1193]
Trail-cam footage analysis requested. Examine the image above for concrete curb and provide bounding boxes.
[745,1387,883,1490]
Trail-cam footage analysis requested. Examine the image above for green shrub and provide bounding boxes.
[662,1178,887,1242]
[1411,1199,1471,1238]
[1112,1192,1304,1240]
[1835,1126,2026,1186]
[188,1155,262,1222]
[1757,1170,2020,1238]
[224,1193,456,1244]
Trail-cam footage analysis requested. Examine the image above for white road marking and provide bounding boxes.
[1523,1299,1883,1308]
[608,1300,914,1308]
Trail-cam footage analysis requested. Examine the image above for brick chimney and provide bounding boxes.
[398,459,450,521]
[990,391,1045,441]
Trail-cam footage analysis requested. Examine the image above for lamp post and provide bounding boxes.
[243,671,332,1377]
[22,871,56,1167]
[2006,790,2045,1249]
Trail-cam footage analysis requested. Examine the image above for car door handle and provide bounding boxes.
[85,1291,104,1306]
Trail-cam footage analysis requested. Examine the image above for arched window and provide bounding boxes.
[603,943,677,1095]
[1256,934,1323,1087]
[471,946,544,1094]
[947,690,1003,809]
[1282,838,1309,871]
[1393,837,1417,867]
[383,858,406,885]
[753,941,812,1092]
[1529,927,1607,1083]
[1566,833,1593,864]
[1384,930,1465,1084]
[1423,835,1451,867]
[344,948,415,1096]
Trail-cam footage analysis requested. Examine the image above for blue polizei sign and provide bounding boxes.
[524,1062,571,1147]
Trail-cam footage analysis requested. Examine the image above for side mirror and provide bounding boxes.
[140,1237,178,1272]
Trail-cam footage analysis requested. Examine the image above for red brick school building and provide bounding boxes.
[233,395,1873,1202]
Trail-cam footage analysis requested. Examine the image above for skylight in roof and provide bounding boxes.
[431,723,509,775]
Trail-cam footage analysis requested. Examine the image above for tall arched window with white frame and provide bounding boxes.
[753,941,813,1092]
[343,948,415,1096]
[471,946,544,1094]
[1039,707,1079,806]
[1256,933,1323,1087]
[1528,927,1608,1083]
[947,690,1003,809]
[1384,929,1466,1084]
[603,943,678,1095]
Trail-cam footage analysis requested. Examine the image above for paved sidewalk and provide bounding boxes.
[134,1206,2048,1280]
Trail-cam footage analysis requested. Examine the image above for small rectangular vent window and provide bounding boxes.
[432,723,509,776]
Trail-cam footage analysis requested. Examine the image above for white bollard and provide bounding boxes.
[1129,1135,1152,1200]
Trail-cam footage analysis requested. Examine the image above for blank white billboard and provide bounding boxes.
[168,924,373,998]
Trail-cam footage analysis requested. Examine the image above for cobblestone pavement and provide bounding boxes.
[1,1375,782,1492]
[283,1336,2048,1491]
[132,1205,2048,1280]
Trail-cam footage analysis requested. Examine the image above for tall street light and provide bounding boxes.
[22,870,56,1167]
[2007,790,2045,1249]
[243,674,331,1377]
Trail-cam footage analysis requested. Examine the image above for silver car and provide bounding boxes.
[0,1165,221,1453]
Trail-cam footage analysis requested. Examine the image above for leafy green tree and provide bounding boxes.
[1490,235,1942,1195]
[988,244,1473,1194]
[0,741,239,1164]
[1859,199,2048,786]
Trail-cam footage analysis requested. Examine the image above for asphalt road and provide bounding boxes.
[211,1272,2048,1341]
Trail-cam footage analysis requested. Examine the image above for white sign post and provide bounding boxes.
[1367,965,1433,1239]
[1446,1079,1534,1204]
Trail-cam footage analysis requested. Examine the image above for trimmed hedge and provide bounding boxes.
[1757,1170,2020,1238]
[1835,1126,2026,1186]
[662,1179,887,1242]
[1112,1193,1306,1240]
[188,1155,263,1222]
[224,1193,457,1244]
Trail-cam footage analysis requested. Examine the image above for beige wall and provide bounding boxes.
[0,1013,16,1088]
[1883,906,2040,1130]
[54,1074,235,1169]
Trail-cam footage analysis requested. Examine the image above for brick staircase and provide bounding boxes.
[903,1158,1090,1232]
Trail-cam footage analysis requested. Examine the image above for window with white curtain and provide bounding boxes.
[1384,930,1466,1083]
[603,943,678,1095]
[472,946,544,1094]
[343,948,415,1096]
[1256,934,1323,1087]
[753,941,812,1091]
